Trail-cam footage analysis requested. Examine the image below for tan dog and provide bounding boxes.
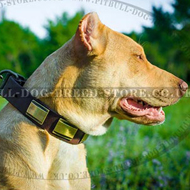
[0,12,188,190]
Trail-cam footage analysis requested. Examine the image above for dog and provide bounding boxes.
[0,12,188,190]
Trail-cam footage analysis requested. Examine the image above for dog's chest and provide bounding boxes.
[46,142,87,189]
[47,142,86,175]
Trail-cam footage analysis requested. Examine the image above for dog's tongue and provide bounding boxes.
[120,98,165,122]
[127,99,145,109]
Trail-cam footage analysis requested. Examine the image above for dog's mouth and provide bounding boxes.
[119,97,165,124]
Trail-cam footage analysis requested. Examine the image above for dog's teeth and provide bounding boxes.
[158,107,162,113]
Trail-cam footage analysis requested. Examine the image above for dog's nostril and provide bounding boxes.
[179,80,188,93]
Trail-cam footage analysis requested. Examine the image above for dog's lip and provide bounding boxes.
[119,97,165,123]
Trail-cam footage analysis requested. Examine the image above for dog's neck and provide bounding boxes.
[24,37,112,136]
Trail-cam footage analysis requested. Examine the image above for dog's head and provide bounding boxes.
[30,12,188,136]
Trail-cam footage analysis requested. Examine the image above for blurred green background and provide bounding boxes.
[0,0,190,189]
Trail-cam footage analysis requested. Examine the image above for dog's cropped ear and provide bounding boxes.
[74,12,107,55]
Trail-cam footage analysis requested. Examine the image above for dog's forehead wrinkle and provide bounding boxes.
[107,31,144,59]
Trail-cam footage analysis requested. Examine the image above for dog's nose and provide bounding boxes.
[179,80,188,95]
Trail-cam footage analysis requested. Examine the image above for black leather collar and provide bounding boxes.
[0,70,88,145]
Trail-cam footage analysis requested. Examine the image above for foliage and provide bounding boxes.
[0,20,40,77]
[42,10,84,57]
[0,97,7,110]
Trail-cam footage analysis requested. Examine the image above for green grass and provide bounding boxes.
[0,96,189,189]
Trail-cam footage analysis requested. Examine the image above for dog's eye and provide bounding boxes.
[137,54,143,60]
